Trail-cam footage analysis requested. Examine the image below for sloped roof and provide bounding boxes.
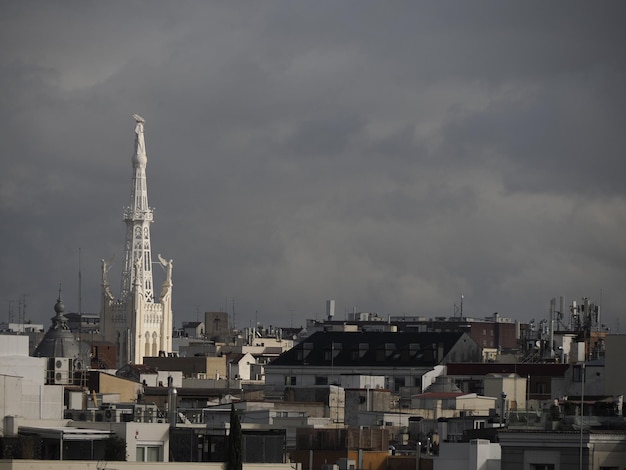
[269,331,472,368]
[423,375,463,394]
[414,391,465,399]
[117,363,159,375]
[226,352,245,363]
[446,362,570,377]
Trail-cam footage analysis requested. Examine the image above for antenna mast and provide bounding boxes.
[7,300,14,324]
[231,297,236,330]
[78,247,82,315]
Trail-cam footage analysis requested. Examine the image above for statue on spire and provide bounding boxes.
[133,114,146,161]
[101,256,115,301]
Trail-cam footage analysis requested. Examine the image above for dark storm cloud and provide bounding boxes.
[1,1,625,331]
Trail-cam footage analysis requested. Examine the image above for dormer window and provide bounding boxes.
[324,342,342,361]
[297,342,314,362]
[376,343,396,361]
[353,343,369,360]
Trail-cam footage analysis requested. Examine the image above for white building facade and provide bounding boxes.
[0,334,65,435]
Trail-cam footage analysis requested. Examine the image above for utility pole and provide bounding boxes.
[78,248,82,316]
[579,358,586,469]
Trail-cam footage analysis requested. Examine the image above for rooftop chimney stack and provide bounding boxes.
[326,300,335,321]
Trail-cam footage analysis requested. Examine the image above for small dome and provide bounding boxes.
[33,293,80,359]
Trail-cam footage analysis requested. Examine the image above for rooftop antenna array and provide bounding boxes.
[18,294,26,325]
[4,296,27,325]
[453,294,464,318]
[6,300,15,324]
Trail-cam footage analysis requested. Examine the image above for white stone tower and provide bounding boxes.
[100,115,173,366]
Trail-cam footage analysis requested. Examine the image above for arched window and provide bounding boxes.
[145,332,151,357]
[152,332,158,357]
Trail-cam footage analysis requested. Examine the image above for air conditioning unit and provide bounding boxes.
[134,407,143,422]
[54,358,69,369]
[197,373,207,379]
[54,370,69,384]
[53,358,71,384]
[104,409,115,422]
[67,410,92,421]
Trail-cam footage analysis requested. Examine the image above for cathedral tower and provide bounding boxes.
[101,115,173,366]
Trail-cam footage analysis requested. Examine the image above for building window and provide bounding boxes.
[531,465,554,470]
[315,376,328,385]
[573,365,585,383]
[394,377,405,392]
[285,376,296,386]
[136,444,162,462]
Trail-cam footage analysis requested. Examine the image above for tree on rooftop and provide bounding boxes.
[104,435,127,461]
[227,403,242,470]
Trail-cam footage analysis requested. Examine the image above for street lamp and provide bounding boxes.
[416,440,421,470]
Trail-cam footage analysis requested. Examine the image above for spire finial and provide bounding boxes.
[132,114,147,167]
[54,284,65,316]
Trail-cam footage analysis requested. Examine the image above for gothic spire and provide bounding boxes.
[120,114,155,301]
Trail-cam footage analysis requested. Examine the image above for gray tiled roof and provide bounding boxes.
[269,330,474,367]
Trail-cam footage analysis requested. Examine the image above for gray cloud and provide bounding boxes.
[1,1,625,331]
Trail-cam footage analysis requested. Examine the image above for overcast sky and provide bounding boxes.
[1,1,625,331]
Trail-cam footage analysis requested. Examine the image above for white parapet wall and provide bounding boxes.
[0,335,29,357]
[0,461,299,470]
